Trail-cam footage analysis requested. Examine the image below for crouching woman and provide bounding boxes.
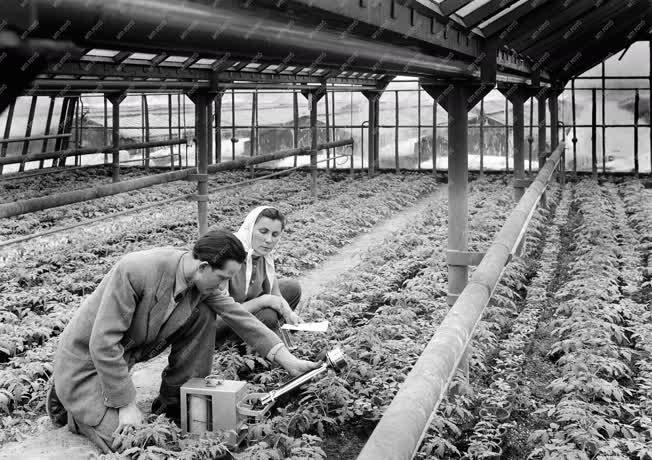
[215,206,301,345]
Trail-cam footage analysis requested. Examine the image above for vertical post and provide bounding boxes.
[364,93,377,177]
[189,91,213,236]
[20,96,38,172]
[206,95,214,166]
[231,89,236,161]
[395,90,400,172]
[293,90,299,167]
[250,91,256,178]
[602,62,606,175]
[141,95,146,167]
[549,92,562,184]
[309,90,319,197]
[107,92,126,183]
[178,93,182,167]
[505,97,509,172]
[0,101,15,174]
[325,87,331,172]
[447,85,469,307]
[215,91,223,164]
[592,88,598,180]
[432,96,437,176]
[634,89,639,177]
[571,80,577,175]
[649,40,652,174]
[143,95,151,172]
[528,98,533,174]
[331,90,337,170]
[253,89,257,159]
[417,88,422,170]
[512,94,525,202]
[537,95,547,169]
[104,96,109,165]
[374,95,380,171]
[74,97,80,167]
[168,94,175,169]
[39,96,56,169]
[480,98,485,177]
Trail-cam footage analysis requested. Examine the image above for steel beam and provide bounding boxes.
[525,2,649,63]
[505,0,610,51]
[7,0,545,81]
[478,0,553,37]
[438,0,475,17]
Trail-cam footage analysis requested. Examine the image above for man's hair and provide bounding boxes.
[256,207,287,230]
[192,229,246,269]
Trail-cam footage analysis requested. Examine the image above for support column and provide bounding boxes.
[143,95,151,172]
[432,96,437,177]
[448,85,470,309]
[362,91,381,177]
[395,90,400,173]
[549,89,565,186]
[592,88,598,180]
[214,91,223,164]
[480,99,485,177]
[168,94,175,169]
[500,86,528,203]
[571,80,578,175]
[634,89,639,178]
[537,95,547,169]
[325,87,331,172]
[104,96,109,166]
[301,88,325,196]
[53,97,69,168]
[293,91,299,167]
[188,91,214,236]
[107,92,126,183]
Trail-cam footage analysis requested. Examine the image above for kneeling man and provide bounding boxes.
[48,229,316,453]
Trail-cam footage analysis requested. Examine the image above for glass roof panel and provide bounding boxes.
[129,53,157,60]
[477,0,528,29]
[85,49,120,57]
[457,0,491,17]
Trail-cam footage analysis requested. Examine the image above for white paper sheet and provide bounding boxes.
[281,321,329,333]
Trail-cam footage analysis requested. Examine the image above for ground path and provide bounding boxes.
[0,187,443,460]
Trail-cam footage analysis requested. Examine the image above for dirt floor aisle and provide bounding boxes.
[0,188,443,460]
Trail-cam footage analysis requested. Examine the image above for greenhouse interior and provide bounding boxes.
[0,1,651,459]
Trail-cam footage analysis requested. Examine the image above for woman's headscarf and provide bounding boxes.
[232,206,278,295]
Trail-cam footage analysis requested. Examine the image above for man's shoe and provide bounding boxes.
[46,381,68,427]
[151,397,181,426]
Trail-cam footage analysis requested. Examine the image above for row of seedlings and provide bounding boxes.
[528,180,651,459]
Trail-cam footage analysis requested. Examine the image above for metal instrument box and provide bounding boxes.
[180,378,248,446]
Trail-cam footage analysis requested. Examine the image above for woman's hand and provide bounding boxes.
[117,401,143,427]
[259,295,302,325]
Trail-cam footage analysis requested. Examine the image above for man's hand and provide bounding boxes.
[259,295,302,325]
[117,401,143,427]
[273,346,320,377]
